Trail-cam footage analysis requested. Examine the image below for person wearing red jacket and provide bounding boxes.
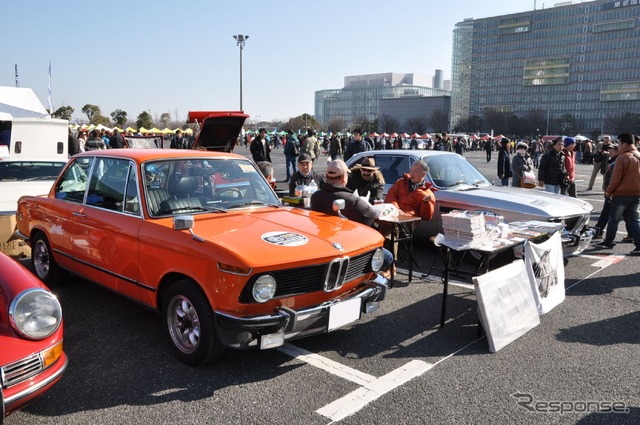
[385,160,436,220]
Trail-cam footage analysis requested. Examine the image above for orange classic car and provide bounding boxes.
[15,112,388,365]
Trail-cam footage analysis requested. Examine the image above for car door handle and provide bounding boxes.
[72,212,87,218]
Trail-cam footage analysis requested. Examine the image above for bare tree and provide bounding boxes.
[378,114,400,133]
[404,117,428,134]
[428,109,449,132]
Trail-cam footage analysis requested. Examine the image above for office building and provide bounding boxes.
[314,72,450,130]
[451,0,640,135]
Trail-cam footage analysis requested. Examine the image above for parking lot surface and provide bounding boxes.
[7,147,639,424]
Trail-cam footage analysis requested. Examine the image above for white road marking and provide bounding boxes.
[275,252,623,422]
[315,360,433,422]
[277,343,376,386]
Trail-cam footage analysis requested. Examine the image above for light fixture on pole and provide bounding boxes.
[233,34,249,111]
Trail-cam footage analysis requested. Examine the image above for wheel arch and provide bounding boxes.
[156,272,211,312]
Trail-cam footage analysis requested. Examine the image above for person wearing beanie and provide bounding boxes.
[562,137,577,197]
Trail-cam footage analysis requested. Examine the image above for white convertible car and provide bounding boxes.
[346,150,594,256]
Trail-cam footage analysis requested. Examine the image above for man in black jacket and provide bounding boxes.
[347,157,385,204]
[537,138,566,194]
[250,128,272,163]
[343,129,371,161]
[311,159,393,272]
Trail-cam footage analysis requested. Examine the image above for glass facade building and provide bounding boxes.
[451,0,640,134]
[315,73,450,128]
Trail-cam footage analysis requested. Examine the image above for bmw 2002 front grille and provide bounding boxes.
[240,250,376,302]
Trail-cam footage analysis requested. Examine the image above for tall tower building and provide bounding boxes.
[451,0,640,135]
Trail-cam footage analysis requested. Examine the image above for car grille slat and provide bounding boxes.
[240,250,375,302]
[1,354,44,388]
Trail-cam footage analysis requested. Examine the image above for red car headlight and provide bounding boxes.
[9,288,62,340]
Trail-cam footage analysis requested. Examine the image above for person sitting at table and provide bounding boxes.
[347,157,385,204]
[310,160,393,274]
[257,161,277,190]
[288,153,321,196]
[385,160,436,220]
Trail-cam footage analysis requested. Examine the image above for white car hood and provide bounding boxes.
[0,181,53,214]
[439,185,593,217]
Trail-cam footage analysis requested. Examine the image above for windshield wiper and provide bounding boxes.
[160,205,227,214]
[227,200,280,209]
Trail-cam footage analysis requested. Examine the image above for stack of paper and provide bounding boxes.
[441,210,486,244]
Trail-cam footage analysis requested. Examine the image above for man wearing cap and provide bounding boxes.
[288,153,321,196]
[347,157,385,204]
[511,141,534,188]
[562,137,577,197]
[250,128,272,163]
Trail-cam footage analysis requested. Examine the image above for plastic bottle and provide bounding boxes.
[308,179,318,194]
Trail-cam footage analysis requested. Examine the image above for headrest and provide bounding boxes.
[168,175,198,196]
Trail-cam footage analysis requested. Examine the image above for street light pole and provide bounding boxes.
[233,34,249,111]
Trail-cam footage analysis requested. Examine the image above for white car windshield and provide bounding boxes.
[423,154,490,189]
[0,161,65,181]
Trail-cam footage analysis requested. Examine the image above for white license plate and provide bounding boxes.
[328,298,362,331]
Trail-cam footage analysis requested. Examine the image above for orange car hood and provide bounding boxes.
[192,208,383,267]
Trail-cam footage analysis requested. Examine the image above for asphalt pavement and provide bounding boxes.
[7,146,639,425]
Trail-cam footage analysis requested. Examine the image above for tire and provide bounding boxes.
[31,233,60,286]
[162,280,224,365]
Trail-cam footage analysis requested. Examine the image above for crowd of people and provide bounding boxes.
[67,124,639,258]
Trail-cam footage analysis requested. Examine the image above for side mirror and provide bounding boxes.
[332,199,345,213]
[173,215,204,242]
[173,215,194,230]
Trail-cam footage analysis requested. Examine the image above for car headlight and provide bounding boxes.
[371,248,385,272]
[9,288,62,340]
[252,275,276,303]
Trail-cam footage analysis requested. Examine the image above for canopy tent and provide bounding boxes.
[380,132,389,138]
[0,86,49,119]
[160,127,175,134]
[125,126,137,133]
[389,132,398,138]
[369,132,379,138]
[421,133,431,139]
[410,133,421,139]
[573,134,588,141]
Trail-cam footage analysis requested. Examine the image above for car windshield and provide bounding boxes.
[422,154,490,189]
[144,157,281,217]
[0,161,65,181]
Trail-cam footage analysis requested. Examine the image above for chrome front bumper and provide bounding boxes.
[214,275,388,350]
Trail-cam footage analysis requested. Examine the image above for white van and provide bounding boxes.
[0,116,69,256]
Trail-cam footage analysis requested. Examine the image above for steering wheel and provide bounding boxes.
[218,188,242,198]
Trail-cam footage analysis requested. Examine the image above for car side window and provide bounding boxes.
[55,157,93,203]
[86,158,132,213]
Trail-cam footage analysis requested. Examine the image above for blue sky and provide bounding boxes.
[3,0,548,124]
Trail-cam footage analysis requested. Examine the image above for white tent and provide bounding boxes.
[0,86,49,119]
